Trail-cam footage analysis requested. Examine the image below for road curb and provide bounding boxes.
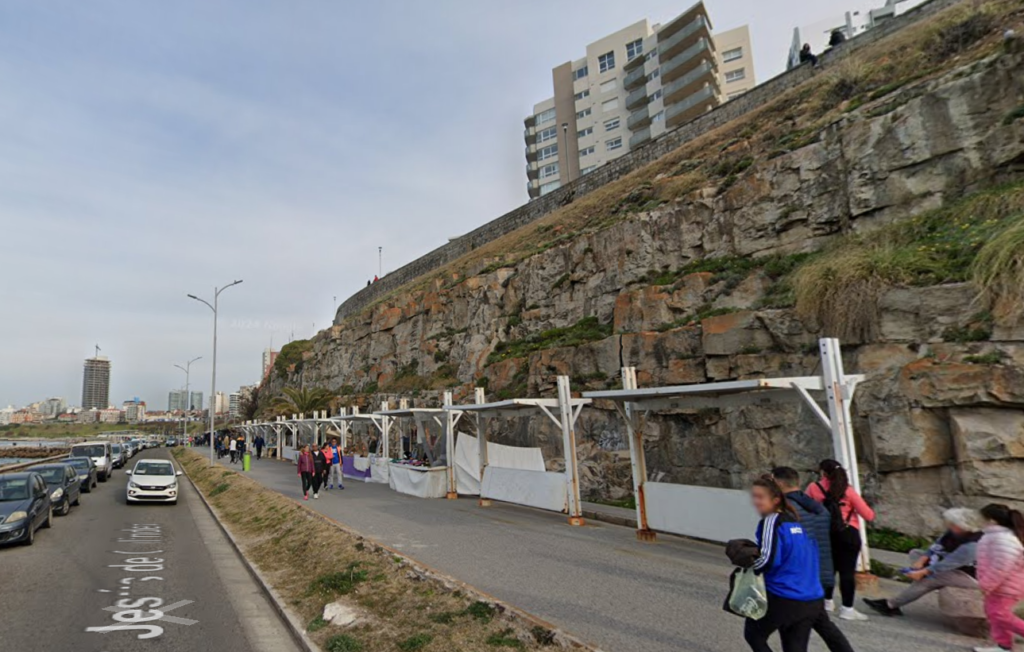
[179,460,320,652]
[182,451,604,652]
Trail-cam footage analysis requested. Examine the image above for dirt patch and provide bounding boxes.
[0,447,70,459]
[174,449,593,652]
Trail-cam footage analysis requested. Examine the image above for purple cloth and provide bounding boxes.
[342,456,372,480]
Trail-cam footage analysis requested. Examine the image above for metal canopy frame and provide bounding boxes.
[375,403,461,468]
[444,376,590,525]
[583,338,870,569]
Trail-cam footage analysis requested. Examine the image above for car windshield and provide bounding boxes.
[67,458,91,471]
[34,467,66,483]
[71,444,106,457]
[133,462,173,476]
[0,478,30,501]
[111,445,122,453]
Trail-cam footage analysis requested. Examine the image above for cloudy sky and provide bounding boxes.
[0,0,914,410]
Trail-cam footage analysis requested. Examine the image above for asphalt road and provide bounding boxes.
[0,448,299,652]
[203,448,981,652]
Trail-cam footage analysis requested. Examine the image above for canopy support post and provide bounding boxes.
[557,376,585,526]
[620,367,655,542]
[444,391,458,499]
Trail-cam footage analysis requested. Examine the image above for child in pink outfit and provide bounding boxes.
[975,503,1024,652]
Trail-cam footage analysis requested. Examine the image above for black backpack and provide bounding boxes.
[816,482,854,534]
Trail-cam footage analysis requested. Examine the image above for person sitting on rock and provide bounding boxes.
[799,44,819,67]
[863,508,985,617]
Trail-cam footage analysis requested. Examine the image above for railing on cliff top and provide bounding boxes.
[334,0,964,325]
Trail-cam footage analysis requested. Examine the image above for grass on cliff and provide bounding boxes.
[172,449,559,652]
[274,339,312,379]
[487,316,612,365]
[790,182,1024,341]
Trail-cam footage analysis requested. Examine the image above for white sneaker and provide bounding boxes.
[972,647,1009,652]
[314,492,319,499]
[824,599,835,613]
[838,607,868,621]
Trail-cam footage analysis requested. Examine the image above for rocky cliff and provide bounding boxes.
[270,4,1024,535]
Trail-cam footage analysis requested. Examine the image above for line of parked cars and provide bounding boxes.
[0,438,180,546]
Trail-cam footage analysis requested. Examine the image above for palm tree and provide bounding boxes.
[269,387,334,417]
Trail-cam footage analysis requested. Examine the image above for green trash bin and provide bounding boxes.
[243,452,251,472]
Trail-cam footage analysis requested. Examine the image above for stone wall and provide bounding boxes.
[335,0,966,324]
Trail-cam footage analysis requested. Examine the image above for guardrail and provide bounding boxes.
[0,454,70,473]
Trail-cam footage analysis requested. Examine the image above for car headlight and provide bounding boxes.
[51,488,64,500]
[129,482,140,489]
[168,482,177,490]
[7,510,28,522]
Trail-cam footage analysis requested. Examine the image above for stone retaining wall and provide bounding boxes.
[334,0,965,324]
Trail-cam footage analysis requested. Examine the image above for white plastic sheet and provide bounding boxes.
[481,467,567,513]
[644,482,759,543]
[369,457,390,484]
[388,464,448,499]
[454,433,546,495]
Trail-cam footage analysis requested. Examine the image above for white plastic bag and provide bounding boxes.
[728,568,769,620]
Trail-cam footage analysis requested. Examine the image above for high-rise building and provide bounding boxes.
[168,389,204,412]
[123,398,146,424]
[229,392,241,419]
[82,356,111,410]
[213,392,229,415]
[523,1,755,199]
[262,348,278,379]
[191,391,204,412]
[39,397,66,418]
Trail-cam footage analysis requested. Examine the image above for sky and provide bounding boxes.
[0,0,912,410]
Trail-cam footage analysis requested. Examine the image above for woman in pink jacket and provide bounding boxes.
[296,445,315,501]
[807,459,875,621]
[974,503,1024,652]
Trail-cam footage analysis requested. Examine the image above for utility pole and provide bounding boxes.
[174,356,201,446]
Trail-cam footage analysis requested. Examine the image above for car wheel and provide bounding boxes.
[99,471,108,483]
[42,506,53,529]
[22,522,35,546]
[59,499,71,516]
[72,494,81,506]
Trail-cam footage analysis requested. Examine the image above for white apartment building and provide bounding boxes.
[524,1,756,199]
[229,392,241,418]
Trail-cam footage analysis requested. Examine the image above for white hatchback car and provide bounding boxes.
[126,459,182,504]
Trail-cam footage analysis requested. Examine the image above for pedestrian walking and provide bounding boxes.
[973,503,1024,652]
[772,467,854,652]
[807,459,874,621]
[297,445,315,500]
[739,475,825,652]
[254,434,265,461]
[311,444,327,499]
[863,508,984,617]
[327,437,344,490]
[321,441,334,489]
[228,437,238,464]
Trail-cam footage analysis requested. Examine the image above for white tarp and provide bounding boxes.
[369,457,390,484]
[388,464,448,499]
[644,482,759,543]
[454,432,546,495]
[282,445,296,463]
[481,467,567,513]
[353,456,370,471]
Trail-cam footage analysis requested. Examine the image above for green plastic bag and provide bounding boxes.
[728,568,769,620]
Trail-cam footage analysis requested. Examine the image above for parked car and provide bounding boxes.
[165,438,178,448]
[0,472,53,546]
[65,456,98,493]
[70,441,114,482]
[31,463,81,516]
[110,443,127,468]
[126,459,182,505]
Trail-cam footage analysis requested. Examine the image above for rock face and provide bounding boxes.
[270,51,1024,536]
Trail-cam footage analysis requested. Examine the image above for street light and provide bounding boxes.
[188,279,243,466]
[174,356,202,447]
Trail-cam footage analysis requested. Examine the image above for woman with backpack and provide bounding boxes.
[974,503,1024,652]
[741,475,825,652]
[806,459,875,621]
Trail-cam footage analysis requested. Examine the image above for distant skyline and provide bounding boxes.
[0,0,915,407]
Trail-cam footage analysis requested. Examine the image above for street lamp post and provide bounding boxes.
[174,356,202,447]
[188,280,243,466]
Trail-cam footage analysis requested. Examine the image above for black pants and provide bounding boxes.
[311,469,323,494]
[812,608,854,652]
[744,594,822,652]
[826,529,862,608]
[255,446,262,460]
[300,472,313,496]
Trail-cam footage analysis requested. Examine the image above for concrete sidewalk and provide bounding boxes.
[202,449,979,652]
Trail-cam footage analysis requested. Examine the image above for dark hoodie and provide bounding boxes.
[787,490,835,591]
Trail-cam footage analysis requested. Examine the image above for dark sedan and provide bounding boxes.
[65,456,98,493]
[0,472,53,546]
[31,464,81,516]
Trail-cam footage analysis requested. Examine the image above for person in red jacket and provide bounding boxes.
[296,445,314,501]
[806,459,875,621]
[974,503,1024,652]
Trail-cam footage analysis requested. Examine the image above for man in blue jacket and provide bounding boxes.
[774,467,855,652]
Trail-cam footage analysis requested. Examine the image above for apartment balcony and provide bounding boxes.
[657,13,712,61]
[662,59,719,106]
[526,164,540,180]
[524,115,536,129]
[528,183,541,199]
[629,126,652,149]
[624,65,647,91]
[660,38,716,84]
[627,106,651,131]
[525,144,538,162]
[624,50,647,72]
[625,86,650,111]
[665,85,718,129]
[523,126,535,142]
